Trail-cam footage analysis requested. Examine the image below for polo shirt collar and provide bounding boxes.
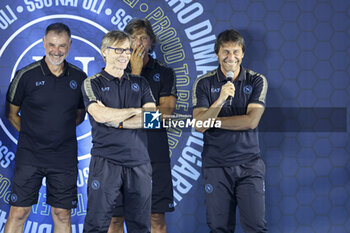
[40,57,69,77]
[100,69,129,81]
[216,66,246,82]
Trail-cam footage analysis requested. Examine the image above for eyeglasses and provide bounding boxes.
[107,47,132,54]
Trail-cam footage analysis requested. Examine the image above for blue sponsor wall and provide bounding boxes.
[0,0,349,232]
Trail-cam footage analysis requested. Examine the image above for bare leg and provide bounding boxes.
[151,213,167,233]
[51,207,72,233]
[108,216,125,233]
[4,206,31,233]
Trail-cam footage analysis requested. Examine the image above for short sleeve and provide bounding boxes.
[77,73,87,109]
[81,76,100,110]
[249,74,268,107]
[6,70,26,107]
[192,78,210,109]
[159,68,177,98]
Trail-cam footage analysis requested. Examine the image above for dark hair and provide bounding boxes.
[124,18,157,50]
[45,23,71,38]
[214,29,246,54]
[101,30,131,61]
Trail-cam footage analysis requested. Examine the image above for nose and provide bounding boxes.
[52,46,61,54]
[133,37,142,47]
[226,51,235,57]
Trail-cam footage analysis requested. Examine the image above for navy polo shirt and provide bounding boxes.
[82,69,155,167]
[126,57,177,163]
[6,58,86,169]
[192,66,268,168]
[127,57,177,106]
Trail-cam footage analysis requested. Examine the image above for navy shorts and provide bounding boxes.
[203,157,267,233]
[9,164,78,209]
[83,156,152,233]
[112,162,174,216]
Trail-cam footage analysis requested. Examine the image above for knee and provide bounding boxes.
[110,216,125,225]
[151,213,166,230]
[51,208,71,224]
[8,206,31,222]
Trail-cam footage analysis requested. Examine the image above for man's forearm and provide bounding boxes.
[104,114,142,129]
[104,103,155,129]
[158,95,176,119]
[122,113,143,129]
[195,100,224,124]
[9,115,21,132]
[88,102,141,124]
[217,115,255,131]
[5,102,21,132]
[217,106,265,131]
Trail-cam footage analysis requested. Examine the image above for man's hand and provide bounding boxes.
[217,82,235,105]
[130,46,146,75]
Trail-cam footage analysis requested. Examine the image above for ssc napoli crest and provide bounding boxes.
[131,83,140,92]
[91,180,100,190]
[205,184,214,193]
[243,85,253,95]
[69,80,78,89]
[10,193,17,203]
[153,73,160,82]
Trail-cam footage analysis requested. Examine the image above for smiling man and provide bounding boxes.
[192,29,268,233]
[81,30,156,233]
[5,22,86,233]
[108,18,177,233]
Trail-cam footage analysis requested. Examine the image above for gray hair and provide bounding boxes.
[101,30,131,61]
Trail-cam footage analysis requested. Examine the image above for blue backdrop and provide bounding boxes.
[0,0,349,232]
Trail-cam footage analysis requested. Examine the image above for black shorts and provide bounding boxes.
[9,164,78,209]
[112,162,174,216]
[83,156,152,233]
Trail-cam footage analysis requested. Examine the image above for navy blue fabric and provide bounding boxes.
[6,58,86,168]
[10,164,78,209]
[112,58,176,215]
[83,156,152,233]
[82,70,155,167]
[203,158,267,233]
[113,162,174,216]
[126,57,177,163]
[192,66,267,167]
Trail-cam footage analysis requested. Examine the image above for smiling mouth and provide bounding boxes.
[50,53,64,58]
[224,60,238,65]
[117,59,128,63]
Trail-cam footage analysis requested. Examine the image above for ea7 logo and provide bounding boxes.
[35,81,45,87]
[211,87,220,93]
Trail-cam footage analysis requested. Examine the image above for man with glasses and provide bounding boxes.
[82,30,156,233]
[108,18,177,233]
[5,22,86,233]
